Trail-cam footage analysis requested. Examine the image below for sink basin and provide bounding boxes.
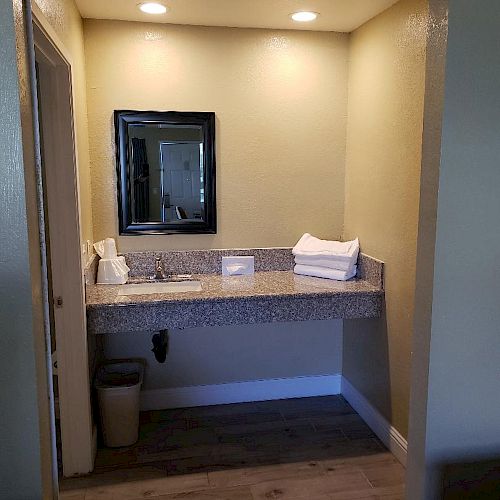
[118,281,202,296]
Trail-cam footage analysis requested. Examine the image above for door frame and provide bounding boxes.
[31,3,95,477]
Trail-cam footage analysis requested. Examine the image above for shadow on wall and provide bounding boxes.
[441,457,500,499]
[343,302,392,423]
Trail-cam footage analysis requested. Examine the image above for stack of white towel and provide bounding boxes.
[292,233,359,281]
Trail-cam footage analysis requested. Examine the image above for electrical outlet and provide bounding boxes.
[81,240,93,266]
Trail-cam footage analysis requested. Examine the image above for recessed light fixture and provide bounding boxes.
[290,11,319,22]
[139,2,168,15]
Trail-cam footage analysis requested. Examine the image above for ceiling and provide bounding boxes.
[74,0,399,33]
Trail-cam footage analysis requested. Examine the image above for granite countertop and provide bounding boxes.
[87,270,381,308]
[86,264,384,335]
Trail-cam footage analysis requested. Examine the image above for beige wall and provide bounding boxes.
[105,321,343,393]
[83,20,349,251]
[342,0,428,437]
[33,0,93,252]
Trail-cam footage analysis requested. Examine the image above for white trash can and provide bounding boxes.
[96,360,144,447]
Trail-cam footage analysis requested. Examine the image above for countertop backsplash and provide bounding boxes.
[85,247,383,289]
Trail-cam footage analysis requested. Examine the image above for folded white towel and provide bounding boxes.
[294,254,357,272]
[293,233,359,259]
[294,264,357,281]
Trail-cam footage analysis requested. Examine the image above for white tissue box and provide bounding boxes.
[97,256,129,284]
[222,256,255,276]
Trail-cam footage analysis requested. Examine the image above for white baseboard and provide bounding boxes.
[140,374,341,411]
[341,377,407,466]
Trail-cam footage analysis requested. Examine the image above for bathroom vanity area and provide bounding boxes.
[74,81,392,483]
[86,250,384,335]
[19,0,434,487]
[86,100,386,337]
[94,112,385,336]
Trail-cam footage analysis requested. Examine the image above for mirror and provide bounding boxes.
[115,111,216,234]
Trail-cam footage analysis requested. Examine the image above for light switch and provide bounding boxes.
[222,256,255,276]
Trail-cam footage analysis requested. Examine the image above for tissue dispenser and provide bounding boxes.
[94,237,130,285]
[97,256,129,285]
[222,256,255,276]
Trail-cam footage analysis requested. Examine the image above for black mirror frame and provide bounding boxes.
[114,110,217,235]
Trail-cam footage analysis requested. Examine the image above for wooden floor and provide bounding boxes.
[60,396,405,499]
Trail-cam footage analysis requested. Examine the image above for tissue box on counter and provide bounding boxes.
[94,238,130,284]
[97,256,129,285]
[222,256,255,276]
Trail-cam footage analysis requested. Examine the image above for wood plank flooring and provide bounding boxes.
[60,396,405,499]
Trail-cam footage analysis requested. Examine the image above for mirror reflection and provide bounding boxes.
[129,124,204,223]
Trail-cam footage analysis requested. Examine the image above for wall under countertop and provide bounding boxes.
[104,321,343,396]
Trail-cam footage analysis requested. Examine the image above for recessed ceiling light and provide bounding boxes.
[139,2,168,15]
[290,11,319,22]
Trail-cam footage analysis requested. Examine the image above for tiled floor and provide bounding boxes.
[60,396,405,499]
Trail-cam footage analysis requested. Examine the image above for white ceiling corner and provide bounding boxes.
[74,0,399,33]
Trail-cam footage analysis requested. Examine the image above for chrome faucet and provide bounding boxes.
[154,256,165,280]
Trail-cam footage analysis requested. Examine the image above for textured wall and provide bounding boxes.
[342,0,428,438]
[33,0,94,252]
[406,0,448,495]
[408,0,500,496]
[104,321,343,391]
[0,1,44,497]
[83,20,349,251]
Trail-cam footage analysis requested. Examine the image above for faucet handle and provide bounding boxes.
[154,256,165,280]
[155,256,163,271]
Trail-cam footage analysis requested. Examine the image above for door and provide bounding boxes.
[32,12,95,479]
[160,141,203,221]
